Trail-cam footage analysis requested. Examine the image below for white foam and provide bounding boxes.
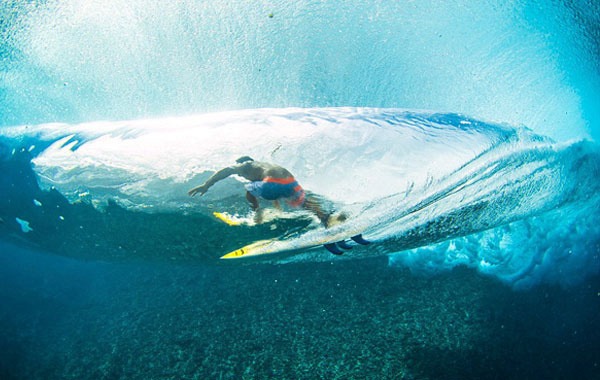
[389,199,600,289]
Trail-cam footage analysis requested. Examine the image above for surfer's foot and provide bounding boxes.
[325,212,347,228]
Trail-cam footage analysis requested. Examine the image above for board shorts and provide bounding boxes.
[244,177,306,207]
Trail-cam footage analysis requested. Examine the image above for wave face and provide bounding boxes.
[1,108,599,288]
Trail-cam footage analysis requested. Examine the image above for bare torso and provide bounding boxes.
[236,161,294,181]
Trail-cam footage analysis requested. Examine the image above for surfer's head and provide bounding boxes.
[236,156,254,164]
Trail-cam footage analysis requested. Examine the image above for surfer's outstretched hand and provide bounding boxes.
[188,184,208,197]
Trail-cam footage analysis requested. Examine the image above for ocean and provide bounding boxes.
[1,1,599,379]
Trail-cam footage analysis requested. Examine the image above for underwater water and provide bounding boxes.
[1,0,599,379]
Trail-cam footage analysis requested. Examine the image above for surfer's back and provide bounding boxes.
[238,161,293,181]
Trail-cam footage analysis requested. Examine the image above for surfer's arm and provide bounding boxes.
[188,166,238,197]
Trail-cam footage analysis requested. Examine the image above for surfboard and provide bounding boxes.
[213,209,313,226]
[220,227,370,259]
[213,212,245,226]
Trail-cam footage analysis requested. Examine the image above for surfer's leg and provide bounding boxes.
[254,209,264,224]
[303,195,331,226]
[246,191,263,224]
[246,191,259,210]
[302,195,348,227]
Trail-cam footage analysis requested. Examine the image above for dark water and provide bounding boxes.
[1,242,598,379]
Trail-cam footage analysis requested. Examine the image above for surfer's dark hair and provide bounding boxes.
[236,156,254,164]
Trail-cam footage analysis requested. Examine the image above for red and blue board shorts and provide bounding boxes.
[244,177,306,207]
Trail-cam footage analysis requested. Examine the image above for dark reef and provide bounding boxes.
[1,243,598,380]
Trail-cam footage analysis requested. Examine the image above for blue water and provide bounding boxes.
[1,1,600,378]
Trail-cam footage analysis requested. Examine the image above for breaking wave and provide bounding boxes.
[1,108,598,287]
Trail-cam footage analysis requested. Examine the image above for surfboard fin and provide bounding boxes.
[336,241,353,250]
[351,234,370,245]
[324,243,344,255]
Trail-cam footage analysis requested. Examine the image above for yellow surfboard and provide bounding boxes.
[220,225,370,259]
[213,212,243,226]
[213,209,299,227]
[220,239,278,259]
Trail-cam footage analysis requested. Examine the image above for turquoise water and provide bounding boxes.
[1,1,599,379]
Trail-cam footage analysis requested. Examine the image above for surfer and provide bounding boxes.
[188,156,344,226]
